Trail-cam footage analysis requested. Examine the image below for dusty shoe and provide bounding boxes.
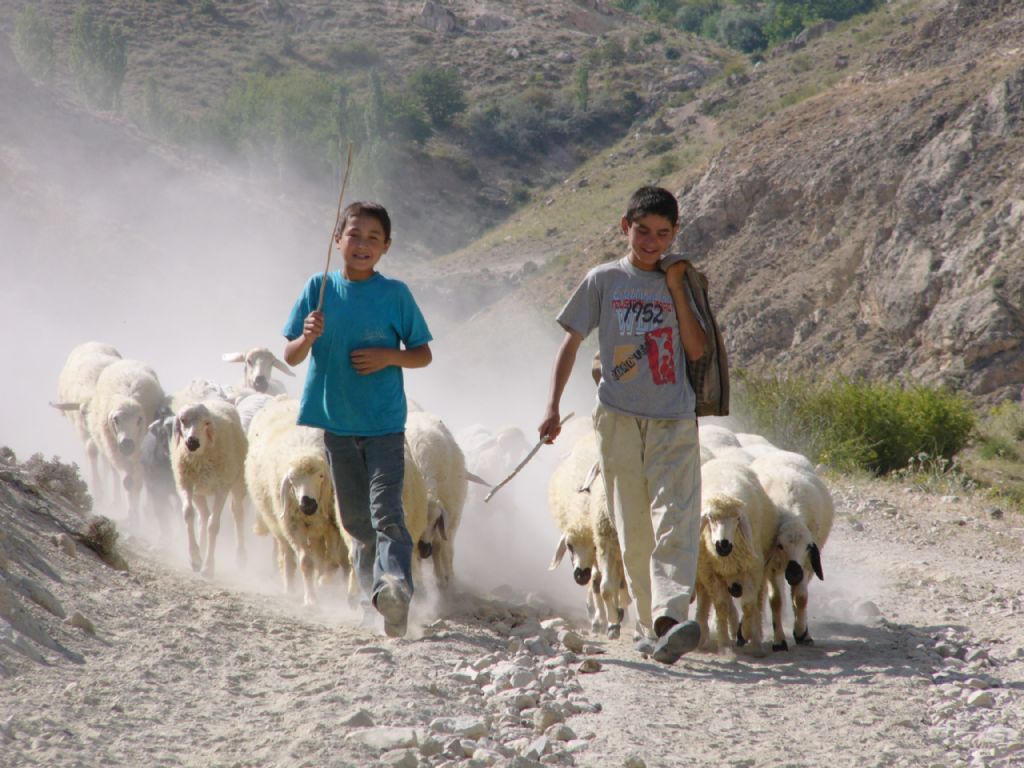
[374,576,410,639]
[652,620,700,665]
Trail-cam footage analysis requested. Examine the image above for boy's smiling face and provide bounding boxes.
[621,212,679,271]
[337,213,391,281]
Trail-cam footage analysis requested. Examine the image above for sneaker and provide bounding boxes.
[374,576,410,639]
[651,620,700,665]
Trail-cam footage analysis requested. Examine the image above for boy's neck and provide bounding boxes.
[626,251,659,272]
[343,268,377,282]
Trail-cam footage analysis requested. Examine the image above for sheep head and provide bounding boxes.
[280,452,331,518]
[772,515,824,584]
[549,531,597,585]
[701,494,752,557]
[223,347,294,393]
[174,403,214,454]
[107,398,147,457]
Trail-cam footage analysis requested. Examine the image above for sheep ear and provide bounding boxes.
[699,515,709,537]
[49,401,82,412]
[173,418,183,445]
[809,542,824,581]
[465,471,490,487]
[738,515,753,549]
[549,535,568,570]
[279,474,292,514]
[205,422,214,445]
[433,503,449,541]
[222,353,245,364]
[271,356,296,376]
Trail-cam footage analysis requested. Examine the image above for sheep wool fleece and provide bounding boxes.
[593,403,701,638]
[283,271,432,437]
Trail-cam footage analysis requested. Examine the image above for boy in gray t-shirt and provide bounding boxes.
[538,186,707,665]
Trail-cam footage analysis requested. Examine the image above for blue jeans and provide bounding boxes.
[323,431,413,605]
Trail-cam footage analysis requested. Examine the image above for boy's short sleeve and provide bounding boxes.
[283,275,321,340]
[556,271,601,338]
[399,285,432,349]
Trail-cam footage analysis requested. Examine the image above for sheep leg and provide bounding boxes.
[229,486,247,569]
[201,492,226,578]
[588,571,607,635]
[768,570,789,651]
[85,439,103,503]
[694,581,716,652]
[599,552,623,639]
[710,584,735,652]
[792,582,813,646]
[125,470,143,530]
[277,536,297,595]
[181,488,203,572]
[738,578,767,657]
[299,550,317,607]
[438,539,455,592]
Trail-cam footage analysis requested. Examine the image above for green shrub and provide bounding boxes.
[22,454,92,514]
[653,153,681,177]
[13,6,56,81]
[644,134,675,155]
[326,40,381,69]
[70,5,128,110]
[405,66,466,128]
[734,372,976,474]
[975,401,1024,460]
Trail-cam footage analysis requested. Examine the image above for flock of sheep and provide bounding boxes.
[547,422,834,656]
[52,341,834,652]
[50,341,470,616]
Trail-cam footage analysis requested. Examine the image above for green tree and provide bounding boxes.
[13,7,56,81]
[574,64,590,113]
[69,6,127,111]
[406,66,466,128]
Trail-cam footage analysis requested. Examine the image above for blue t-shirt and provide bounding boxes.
[283,271,432,436]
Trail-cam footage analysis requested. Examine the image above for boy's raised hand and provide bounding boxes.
[663,258,691,288]
[303,311,325,341]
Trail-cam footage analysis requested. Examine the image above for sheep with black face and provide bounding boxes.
[751,453,834,651]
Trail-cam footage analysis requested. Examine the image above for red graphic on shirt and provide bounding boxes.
[645,327,676,385]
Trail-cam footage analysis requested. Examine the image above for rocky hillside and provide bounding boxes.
[673,0,1024,401]
[435,0,1023,405]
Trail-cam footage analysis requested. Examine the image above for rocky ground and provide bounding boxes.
[0,456,1022,768]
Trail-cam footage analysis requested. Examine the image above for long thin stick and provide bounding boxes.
[317,141,355,312]
[484,413,574,503]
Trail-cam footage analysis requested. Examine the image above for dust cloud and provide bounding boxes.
[0,60,601,622]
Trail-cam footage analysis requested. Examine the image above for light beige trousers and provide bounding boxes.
[593,403,702,638]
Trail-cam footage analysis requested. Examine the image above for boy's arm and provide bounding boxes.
[351,343,432,374]
[664,261,707,362]
[539,329,584,444]
[284,310,324,366]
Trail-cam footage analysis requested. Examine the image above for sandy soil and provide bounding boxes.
[1,458,1022,768]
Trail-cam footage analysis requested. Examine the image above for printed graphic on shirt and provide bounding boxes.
[608,286,677,385]
[612,289,673,336]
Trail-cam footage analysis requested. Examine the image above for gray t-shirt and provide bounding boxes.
[557,257,697,420]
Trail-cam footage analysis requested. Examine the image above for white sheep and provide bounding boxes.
[84,359,168,526]
[245,397,349,607]
[222,347,294,395]
[750,454,834,650]
[234,392,275,434]
[698,422,741,456]
[170,398,249,577]
[548,430,630,638]
[51,342,123,497]
[695,458,778,656]
[405,411,468,592]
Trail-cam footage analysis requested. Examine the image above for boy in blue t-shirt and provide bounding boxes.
[283,201,432,638]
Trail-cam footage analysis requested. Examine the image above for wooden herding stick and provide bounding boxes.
[317,141,355,312]
[484,412,574,503]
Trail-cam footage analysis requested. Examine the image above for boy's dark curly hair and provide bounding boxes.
[625,186,679,228]
[335,201,392,241]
